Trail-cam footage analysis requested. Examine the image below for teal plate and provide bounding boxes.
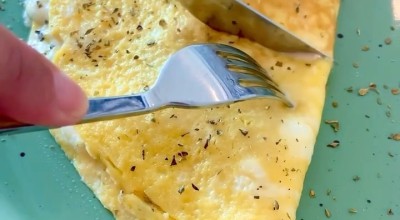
[1,1,400,219]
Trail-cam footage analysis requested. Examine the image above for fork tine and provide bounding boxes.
[233,72,276,88]
[225,58,279,87]
[214,45,259,64]
[247,86,293,107]
[238,77,283,96]
[232,70,281,91]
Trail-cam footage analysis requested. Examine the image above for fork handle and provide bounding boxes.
[0,94,154,135]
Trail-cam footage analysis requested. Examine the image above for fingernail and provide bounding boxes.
[53,71,88,124]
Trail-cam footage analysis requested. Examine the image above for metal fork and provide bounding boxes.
[0,44,292,135]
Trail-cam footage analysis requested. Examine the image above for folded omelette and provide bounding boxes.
[25,0,340,219]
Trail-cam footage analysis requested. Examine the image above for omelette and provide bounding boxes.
[25,0,339,219]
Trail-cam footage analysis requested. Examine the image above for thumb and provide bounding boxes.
[0,25,88,126]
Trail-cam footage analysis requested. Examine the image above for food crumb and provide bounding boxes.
[388,133,400,141]
[384,37,392,45]
[178,186,185,194]
[352,175,361,182]
[388,208,394,215]
[358,88,369,96]
[325,120,339,132]
[348,208,358,214]
[309,189,316,198]
[352,62,359,68]
[361,45,370,51]
[325,208,331,218]
[331,101,338,108]
[327,140,340,148]
[369,83,379,94]
[346,86,354,93]
[273,200,279,210]
[391,88,400,95]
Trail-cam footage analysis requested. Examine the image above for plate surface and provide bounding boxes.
[1,1,400,219]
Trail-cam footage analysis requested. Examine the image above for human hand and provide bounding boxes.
[0,25,88,127]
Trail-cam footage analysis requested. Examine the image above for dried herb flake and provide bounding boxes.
[273,200,279,210]
[348,208,358,214]
[327,140,340,148]
[325,120,340,132]
[239,128,249,136]
[191,183,199,191]
[170,155,177,166]
[325,208,331,218]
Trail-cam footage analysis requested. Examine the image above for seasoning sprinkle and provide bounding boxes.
[178,186,185,194]
[327,140,340,148]
[368,83,380,94]
[325,120,340,132]
[170,155,177,166]
[309,189,316,198]
[204,135,211,149]
[273,200,279,210]
[180,132,190,137]
[361,45,370,51]
[178,151,188,157]
[384,37,392,45]
[346,86,354,93]
[191,183,199,191]
[85,28,95,35]
[326,189,332,196]
[324,208,331,218]
[130,166,136,172]
[275,61,283,67]
[348,208,357,214]
[352,175,361,182]
[239,128,248,136]
[254,195,260,199]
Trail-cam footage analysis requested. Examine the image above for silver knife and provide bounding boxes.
[177,0,329,57]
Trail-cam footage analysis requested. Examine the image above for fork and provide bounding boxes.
[0,44,292,135]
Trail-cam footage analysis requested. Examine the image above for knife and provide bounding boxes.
[177,0,329,58]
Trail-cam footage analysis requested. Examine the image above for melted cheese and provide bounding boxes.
[26,0,339,219]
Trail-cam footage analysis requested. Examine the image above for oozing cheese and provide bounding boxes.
[25,0,339,219]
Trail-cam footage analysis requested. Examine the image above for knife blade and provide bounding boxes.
[177,0,329,57]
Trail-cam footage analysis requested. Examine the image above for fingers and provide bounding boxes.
[0,25,88,127]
